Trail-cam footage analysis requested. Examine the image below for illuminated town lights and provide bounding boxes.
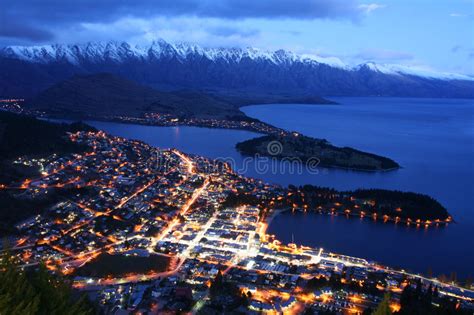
[5,130,471,314]
[390,302,401,312]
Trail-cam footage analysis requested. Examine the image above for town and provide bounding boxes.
[2,130,473,314]
[0,99,286,136]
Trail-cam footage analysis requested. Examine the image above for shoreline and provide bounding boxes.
[263,208,471,283]
[36,115,450,227]
[44,114,401,173]
[5,100,401,173]
[41,114,281,135]
[236,148,401,173]
[266,207,452,230]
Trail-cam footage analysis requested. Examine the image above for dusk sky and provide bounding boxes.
[1,0,473,74]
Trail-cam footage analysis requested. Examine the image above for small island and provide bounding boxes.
[236,133,400,171]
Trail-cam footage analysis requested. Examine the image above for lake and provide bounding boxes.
[84,97,474,278]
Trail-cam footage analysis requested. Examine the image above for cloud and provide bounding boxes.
[199,0,364,20]
[0,10,53,42]
[451,45,462,53]
[283,30,302,36]
[205,25,259,38]
[451,45,474,59]
[449,12,474,19]
[355,48,413,62]
[0,22,53,42]
[1,0,366,24]
[61,16,262,49]
[0,0,370,44]
[450,13,467,17]
[358,3,386,14]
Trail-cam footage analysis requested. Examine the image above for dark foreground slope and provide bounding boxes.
[0,252,95,315]
[0,111,93,162]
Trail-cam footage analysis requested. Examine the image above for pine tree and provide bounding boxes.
[464,275,473,289]
[450,272,458,284]
[210,270,224,295]
[0,249,95,315]
[426,267,433,278]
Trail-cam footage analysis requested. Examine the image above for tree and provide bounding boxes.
[438,274,448,283]
[426,267,433,278]
[363,308,373,315]
[209,270,224,297]
[464,275,473,289]
[450,272,458,284]
[372,293,392,315]
[0,249,95,315]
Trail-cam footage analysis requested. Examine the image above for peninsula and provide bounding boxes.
[236,133,400,171]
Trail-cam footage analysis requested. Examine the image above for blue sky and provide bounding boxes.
[1,0,473,74]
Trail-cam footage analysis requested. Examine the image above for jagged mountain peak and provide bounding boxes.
[0,38,473,80]
[1,39,473,98]
[4,39,470,81]
[1,39,348,67]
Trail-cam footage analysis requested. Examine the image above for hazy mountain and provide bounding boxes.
[1,39,473,98]
[30,73,332,119]
[31,73,241,119]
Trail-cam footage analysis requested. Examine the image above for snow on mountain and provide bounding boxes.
[357,62,473,81]
[2,40,348,69]
[1,39,473,99]
[2,39,471,81]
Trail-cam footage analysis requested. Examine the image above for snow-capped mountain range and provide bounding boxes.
[2,40,471,80]
[1,39,473,98]
[2,40,346,66]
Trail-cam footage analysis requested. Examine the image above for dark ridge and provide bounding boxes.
[0,110,95,159]
[27,73,334,120]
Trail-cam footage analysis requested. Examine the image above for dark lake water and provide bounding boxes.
[83,97,473,278]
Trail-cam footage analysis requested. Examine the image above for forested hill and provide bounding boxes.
[0,111,94,159]
[27,73,333,120]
